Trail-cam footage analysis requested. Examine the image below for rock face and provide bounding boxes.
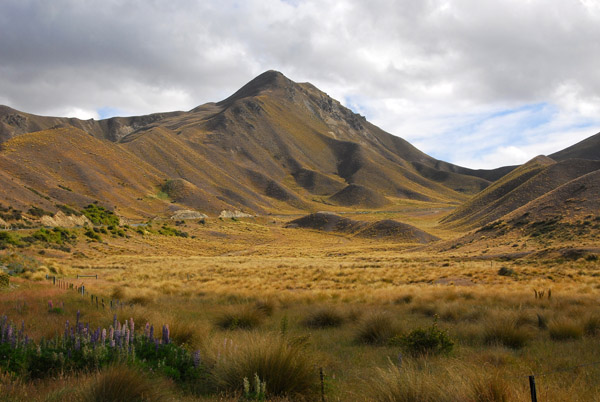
[0,217,7,229]
[219,210,253,218]
[171,209,209,220]
[40,211,91,227]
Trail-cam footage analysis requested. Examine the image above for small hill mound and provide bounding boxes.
[329,184,389,208]
[356,220,440,243]
[286,212,439,243]
[292,168,346,195]
[285,212,366,233]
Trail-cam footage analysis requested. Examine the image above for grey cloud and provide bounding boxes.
[0,0,599,167]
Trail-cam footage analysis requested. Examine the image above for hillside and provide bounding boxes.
[550,132,600,161]
[0,71,509,218]
[441,155,600,230]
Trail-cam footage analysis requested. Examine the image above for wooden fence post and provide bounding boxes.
[529,375,537,402]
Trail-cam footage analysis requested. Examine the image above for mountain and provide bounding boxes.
[0,71,505,219]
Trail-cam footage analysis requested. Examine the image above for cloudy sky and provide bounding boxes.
[1,0,599,168]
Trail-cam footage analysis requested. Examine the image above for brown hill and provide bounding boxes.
[286,212,439,243]
[328,184,390,208]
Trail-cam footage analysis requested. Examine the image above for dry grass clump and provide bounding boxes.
[583,314,600,336]
[302,306,345,329]
[363,361,449,402]
[468,371,516,402]
[354,312,399,345]
[254,299,276,317]
[212,335,318,399]
[365,361,517,402]
[483,318,531,349]
[77,365,171,402]
[548,319,584,341]
[215,305,266,330]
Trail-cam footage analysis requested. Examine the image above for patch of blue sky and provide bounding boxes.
[97,107,124,120]
[344,95,371,119]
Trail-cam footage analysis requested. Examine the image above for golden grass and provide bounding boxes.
[1,212,599,401]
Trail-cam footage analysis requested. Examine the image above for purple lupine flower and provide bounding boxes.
[144,322,150,338]
[113,314,117,329]
[193,350,201,368]
[124,328,130,347]
[24,335,29,346]
[101,328,106,344]
[149,325,154,342]
[162,324,170,344]
[76,310,80,325]
[109,327,114,341]
[110,338,115,347]
[65,320,70,339]
[7,324,12,342]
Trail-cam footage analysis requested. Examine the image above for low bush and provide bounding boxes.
[82,204,119,226]
[391,320,454,356]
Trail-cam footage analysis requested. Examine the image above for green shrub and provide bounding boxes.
[27,206,53,218]
[303,307,345,329]
[354,313,398,345]
[0,231,22,249]
[158,225,188,238]
[0,273,9,288]
[391,320,454,356]
[82,204,119,226]
[84,229,102,242]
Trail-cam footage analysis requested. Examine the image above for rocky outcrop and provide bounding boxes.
[40,211,91,227]
[219,210,253,218]
[171,209,208,220]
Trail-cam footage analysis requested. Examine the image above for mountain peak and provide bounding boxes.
[216,70,293,106]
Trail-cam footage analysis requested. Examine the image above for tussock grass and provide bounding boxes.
[583,314,600,336]
[215,305,266,330]
[354,312,399,345]
[302,306,345,329]
[212,335,318,399]
[77,365,170,402]
[548,319,584,341]
[483,318,531,349]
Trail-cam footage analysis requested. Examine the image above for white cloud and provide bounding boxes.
[0,0,599,168]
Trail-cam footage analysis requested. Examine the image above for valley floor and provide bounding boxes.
[1,207,599,401]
